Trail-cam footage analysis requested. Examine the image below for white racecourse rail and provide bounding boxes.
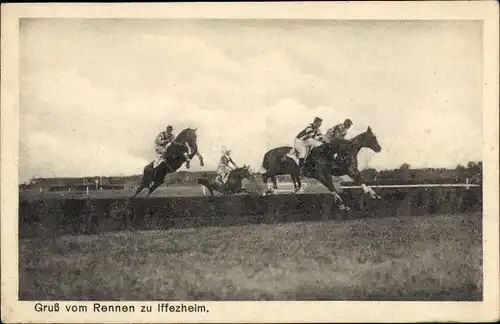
[343,184,480,189]
[272,182,480,194]
[268,182,481,195]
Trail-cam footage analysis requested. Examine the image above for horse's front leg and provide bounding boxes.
[349,168,381,199]
[315,167,350,211]
[196,152,204,167]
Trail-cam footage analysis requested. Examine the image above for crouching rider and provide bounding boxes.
[293,117,325,174]
[216,149,238,185]
[154,125,191,168]
[326,118,353,160]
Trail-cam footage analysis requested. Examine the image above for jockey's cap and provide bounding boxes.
[166,125,173,130]
[344,119,353,125]
[314,117,323,123]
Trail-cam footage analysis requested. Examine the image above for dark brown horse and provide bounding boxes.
[262,127,382,211]
[131,127,204,198]
[197,165,255,195]
[262,147,302,193]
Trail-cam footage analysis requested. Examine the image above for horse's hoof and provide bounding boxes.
[339,204,351,212]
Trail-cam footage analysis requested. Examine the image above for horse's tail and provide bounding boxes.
[262,150,271,171]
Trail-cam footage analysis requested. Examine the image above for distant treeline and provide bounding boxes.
[359,161,482,185]
[21,161,482,190]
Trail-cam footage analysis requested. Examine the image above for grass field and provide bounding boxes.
[19,211,482,301]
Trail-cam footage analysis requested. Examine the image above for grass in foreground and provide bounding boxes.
[19,212,482,301]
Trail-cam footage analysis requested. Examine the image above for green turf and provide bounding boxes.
[19,212,482,301]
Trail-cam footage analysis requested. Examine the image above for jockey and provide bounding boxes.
[326,119,353,159]
[153,125,191,168]
[216,149,238,184]
[155,125,175,150]
[327,119,353,141]
[294,117,325,173]
[154,125,175,167]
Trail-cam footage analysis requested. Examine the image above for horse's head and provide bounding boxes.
[234,164,254,180]
[360,126,382,153]
[177,127,198,152]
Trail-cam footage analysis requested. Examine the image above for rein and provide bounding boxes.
[171,141,189,148]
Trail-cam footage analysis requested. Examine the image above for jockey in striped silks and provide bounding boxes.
[294,117,325,173]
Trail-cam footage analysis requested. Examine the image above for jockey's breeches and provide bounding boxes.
[216,164,231,176]
[294,138,323,159]
[155,146,168,158]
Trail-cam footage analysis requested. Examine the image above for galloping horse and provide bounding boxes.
[262,127,382,211]
[131,127,204,198]
[262,148,302,193]
[197,165,255,195]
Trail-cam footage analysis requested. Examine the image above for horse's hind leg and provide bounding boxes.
[131,165,153,198]
[261,172,269,190]
[145,181,163,198]
[131,182,146,198]
[292,173,302,193]
[267,175,278,194]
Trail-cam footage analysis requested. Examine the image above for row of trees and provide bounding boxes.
[359,161,482,184]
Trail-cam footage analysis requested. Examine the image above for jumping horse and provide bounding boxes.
[131,127,204,198]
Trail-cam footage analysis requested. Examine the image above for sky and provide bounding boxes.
[19,19,483,183]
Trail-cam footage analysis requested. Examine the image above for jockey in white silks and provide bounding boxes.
[293,117,325,173]
[153,125,191,168]
[216,149,238,184]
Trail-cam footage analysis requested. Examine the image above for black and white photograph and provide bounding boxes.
[2,2,499,323]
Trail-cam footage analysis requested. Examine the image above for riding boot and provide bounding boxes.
[299,158,305,175]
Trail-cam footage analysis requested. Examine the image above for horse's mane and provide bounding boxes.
[350,130,367,142]
[174,128,198,143]
[176,128,191,139]
[320,129,370,156]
